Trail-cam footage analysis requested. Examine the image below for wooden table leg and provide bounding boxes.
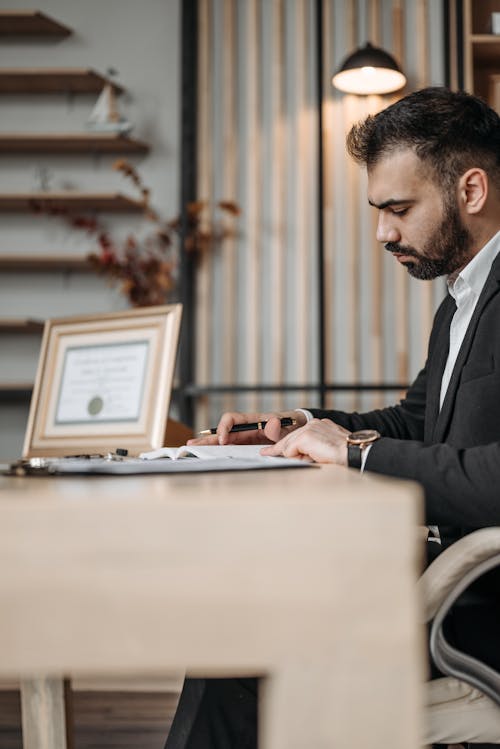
[260,665,337,749]
[20,677,67,749]
[260,659,418,749]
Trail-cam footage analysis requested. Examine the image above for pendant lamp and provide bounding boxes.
[332,42,406,95]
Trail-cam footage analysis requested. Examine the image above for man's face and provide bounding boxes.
[367,149,472,280]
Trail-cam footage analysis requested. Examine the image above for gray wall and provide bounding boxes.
[1,0,180,460]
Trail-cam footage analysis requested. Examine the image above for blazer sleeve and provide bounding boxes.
[306,364,427,441]
[365,438,500,527]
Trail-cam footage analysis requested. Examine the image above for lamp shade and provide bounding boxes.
[332,42,406,95]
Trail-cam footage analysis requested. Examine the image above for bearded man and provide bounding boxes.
[165,88,500,749]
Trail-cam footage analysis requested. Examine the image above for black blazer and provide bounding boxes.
[309,252,500,543]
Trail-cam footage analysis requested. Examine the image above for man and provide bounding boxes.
[165,87,500,749]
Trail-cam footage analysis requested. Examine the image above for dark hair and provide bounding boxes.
[346,87,500,191]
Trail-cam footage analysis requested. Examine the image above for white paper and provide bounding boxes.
[55,341,149,424]
[140,444,279,461]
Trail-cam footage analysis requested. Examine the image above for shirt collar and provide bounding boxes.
[447,230,500,301]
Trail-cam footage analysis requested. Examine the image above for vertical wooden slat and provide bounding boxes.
[282,2,299,402]
[463,0,473,92]
[339,0,359,411]
[448,0,459,90]
[367,1,383,408]
[239,0,260,413]
[366,95,385,409]
[221,0,237,415]
[322,0,335,410]
[416,0,429,88]
[268,0,286,412]
[391,0,410,386]
[345,96,362,411]
[415,0,435,375]
[195,0,213,431]
[369,0,381,44]
[295,0,311,403]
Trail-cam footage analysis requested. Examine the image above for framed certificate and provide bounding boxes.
[23,305,182,457]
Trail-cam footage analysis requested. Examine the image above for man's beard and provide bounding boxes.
[385,203,472,280]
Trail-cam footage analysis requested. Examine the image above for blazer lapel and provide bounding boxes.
[432,256,500,443]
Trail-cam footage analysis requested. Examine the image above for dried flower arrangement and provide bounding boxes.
[31,159,240,307]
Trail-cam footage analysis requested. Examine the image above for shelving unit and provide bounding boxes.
[0,254,91,272]
[0,8,155,446]
[0,192,144,212]
[0,11,72,37]
[0,133,149,154]
[0,68,124,94]
[462,0,500,107]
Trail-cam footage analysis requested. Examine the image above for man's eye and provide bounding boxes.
[391,207,408,216]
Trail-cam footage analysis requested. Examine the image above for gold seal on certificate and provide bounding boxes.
[87,396,104,417]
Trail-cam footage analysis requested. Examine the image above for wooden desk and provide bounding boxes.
[0,465,424,749]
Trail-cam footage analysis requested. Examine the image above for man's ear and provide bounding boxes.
[458,168,488,214]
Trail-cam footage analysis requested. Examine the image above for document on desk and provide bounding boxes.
[140,444,283,461]
[11,445,313,475]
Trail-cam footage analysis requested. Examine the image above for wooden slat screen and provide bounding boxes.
[194,0,445,429]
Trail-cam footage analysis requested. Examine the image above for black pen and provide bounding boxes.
[199,417,297,436]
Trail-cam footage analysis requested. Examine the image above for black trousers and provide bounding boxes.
[164,677,258,749]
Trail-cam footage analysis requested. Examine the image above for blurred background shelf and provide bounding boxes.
[0,192,144,212]
[0,68,124,94]
[0,254,91,272]
[0,318,44,334]
[0,383,34,402]
[0,133,149,154]
[0,10,72,37]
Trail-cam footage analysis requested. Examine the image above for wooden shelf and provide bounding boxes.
[0,254,92,272]
[0,318,44,334]
[0,132,149,154]
[0,383,33,403]
[472,38,500,64]
[0,68,124,95]
[0,11,72,37]
[471,33,500,42]
[0,192,144,212]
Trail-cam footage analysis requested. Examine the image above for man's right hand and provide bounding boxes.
[187,410,307,446]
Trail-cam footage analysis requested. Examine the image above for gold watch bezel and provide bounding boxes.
[346,429,381,447]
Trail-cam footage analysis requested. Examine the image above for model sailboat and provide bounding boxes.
[87,83,132,135]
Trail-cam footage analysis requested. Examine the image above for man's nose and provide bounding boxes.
[376,214,401,243]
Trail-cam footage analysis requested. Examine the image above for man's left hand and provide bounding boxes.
[260,418,350,465]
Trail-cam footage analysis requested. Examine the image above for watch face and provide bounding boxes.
[347,429,380,445]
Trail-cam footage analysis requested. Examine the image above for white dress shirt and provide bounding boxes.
[439,231,500,409]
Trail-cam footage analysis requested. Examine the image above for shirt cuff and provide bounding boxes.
[360,444,372,472]
[294,408,313,423]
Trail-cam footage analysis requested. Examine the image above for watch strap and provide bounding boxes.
[347,443,362,469]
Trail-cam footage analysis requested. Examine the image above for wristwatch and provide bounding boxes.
[346,429,381,469]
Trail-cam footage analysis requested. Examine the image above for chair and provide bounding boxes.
[417,528,500,746]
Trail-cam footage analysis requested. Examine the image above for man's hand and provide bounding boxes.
[261,418,350,465]
[187,410,307,446]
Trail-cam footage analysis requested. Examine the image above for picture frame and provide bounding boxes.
[23,304,182,458]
